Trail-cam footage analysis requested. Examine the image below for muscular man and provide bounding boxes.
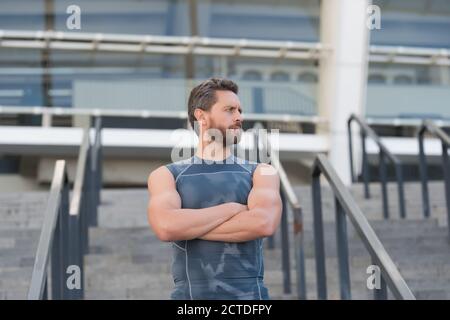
[147,78,282,300]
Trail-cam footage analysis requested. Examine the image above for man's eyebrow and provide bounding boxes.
[224,105,242,111]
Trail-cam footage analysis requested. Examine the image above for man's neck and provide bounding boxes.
[195,142,231,161]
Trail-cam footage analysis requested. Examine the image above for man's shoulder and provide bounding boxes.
[164,156,195,180]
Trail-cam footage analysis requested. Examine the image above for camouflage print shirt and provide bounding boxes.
[165,154,269,300]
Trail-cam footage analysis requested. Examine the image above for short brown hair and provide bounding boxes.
[187,78,238,131]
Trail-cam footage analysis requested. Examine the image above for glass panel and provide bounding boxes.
[371,0,450,48]
[0,0,45,30]
[52,0,190,36]
[366,63,450,119]
[197,0,320,41]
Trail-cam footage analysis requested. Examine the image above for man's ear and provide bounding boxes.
[194,108,206,126]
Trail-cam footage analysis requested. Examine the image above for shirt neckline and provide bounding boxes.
[193,154,235,164]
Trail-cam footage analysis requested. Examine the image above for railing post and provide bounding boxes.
[96,116,103,205]
[293,206,307,300]
[379,151,389,219]
[418,129,430,218]
[361,131,370,199]
[280,190,291,295]
[395,162,406,219]
[60,181,70,299]
[348,118,356,183]
[312,168,327,300]
[89,144,98,227]
[50,213,63,299]
[68,214,84,300]
[441,142,450,240]
[43,279,48,300]
[83,152,91,253]
[335,197,351,300]
[90,116,102,227]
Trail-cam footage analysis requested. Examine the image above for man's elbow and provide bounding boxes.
[155,228,173,242]
[258,216,277,238]
[150,220,176,242]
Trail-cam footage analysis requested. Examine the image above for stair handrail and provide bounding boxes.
[27,116,103,299]
[418,120,450,237]
[27,160,70,299]
[348,114,406,219]
[312,154,415,300]
[252,122,307,300]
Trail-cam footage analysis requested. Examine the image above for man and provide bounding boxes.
[147,78,282,300]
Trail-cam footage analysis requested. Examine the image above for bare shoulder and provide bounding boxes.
[253,163,280,188]
[147,165,175,191]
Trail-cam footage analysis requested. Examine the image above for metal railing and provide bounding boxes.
[27,160,70,299]
[418,120,450,236]
[312,154,415,300]
[0,105,325,125]
[348,114,406,219]
[252,122,307,299]
[2,29,450,66]
[27,117,103,299]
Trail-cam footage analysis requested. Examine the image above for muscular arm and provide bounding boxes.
[199,163,282,242]
[147,166,245,242]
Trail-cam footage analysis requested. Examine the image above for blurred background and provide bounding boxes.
[1,0,450,301]
[0,0,449,189]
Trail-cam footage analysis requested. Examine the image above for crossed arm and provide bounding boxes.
[147,163,282,243]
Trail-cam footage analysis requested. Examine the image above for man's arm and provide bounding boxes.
[199,163,282,242]
[147,166,246,242]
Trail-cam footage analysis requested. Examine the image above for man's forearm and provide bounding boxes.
[154,203,241,241]
[199,208,269,243]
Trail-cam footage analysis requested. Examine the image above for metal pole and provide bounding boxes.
[89,142,98,227]
[312,171,327,299]
[418,131,430,218]
[361,131,370,199]
[335,197,351,300]
[280,190,291,295]
[441,143,450,239]
[61,181,70,299]
[293,207,307,300]
[68,214,83,299]
[348,119,355,183]
[82,155,90,253]
[395,163,406,219]
[50,213,62,299]
[96,116,103,206]
[43,278,48,300]
[379,151,389,219]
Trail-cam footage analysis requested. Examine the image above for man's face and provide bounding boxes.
[203,90,243,146]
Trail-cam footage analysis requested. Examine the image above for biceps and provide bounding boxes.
[247,187,282,213]
[147,191,181,225]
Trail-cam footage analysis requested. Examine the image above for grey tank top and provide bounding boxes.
[165,154,270,300]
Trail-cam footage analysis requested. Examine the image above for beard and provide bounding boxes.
[208,119,242,146]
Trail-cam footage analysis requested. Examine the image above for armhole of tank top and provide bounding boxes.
[165,161,193,183]
[165,164,178,181]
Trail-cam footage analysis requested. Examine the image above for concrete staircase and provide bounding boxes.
[1,182,449,299]
[0,192,46,299]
